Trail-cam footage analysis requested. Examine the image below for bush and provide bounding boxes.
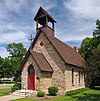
[89,84,95,89]
[37,91,44,97]
[65,88,89,96]
[48,87,58,96]
[11,83,21,92]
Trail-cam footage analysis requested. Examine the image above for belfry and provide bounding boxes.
[20,7,85,95]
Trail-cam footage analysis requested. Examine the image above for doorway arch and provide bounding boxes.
[28,65,35,90]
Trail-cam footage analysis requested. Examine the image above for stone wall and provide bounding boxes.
[21,55,41,90]
[40,72,52,91]
[21,54,52,91]
[33,32,66,94]
[21,32,85,95]
[65,64,85,91]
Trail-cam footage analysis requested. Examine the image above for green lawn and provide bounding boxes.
[10,87,100,101]
[0,88,11,96]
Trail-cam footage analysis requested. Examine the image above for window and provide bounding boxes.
[48,22,52,28]
[72,68,74,86]
[28,65,35,74]
[79,70,80,84]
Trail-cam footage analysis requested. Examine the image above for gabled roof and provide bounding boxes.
[19,48,53,72]
[45,35,85,67]
[30,50,53,72]
[34,7,56,23]
[20,29,85,72]
[37,29,85,67]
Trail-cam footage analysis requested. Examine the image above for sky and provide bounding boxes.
[0,0,100,58]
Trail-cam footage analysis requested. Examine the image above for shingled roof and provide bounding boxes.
[45,34,85,67]
[30,50,53,72]
[19,49,53,72]
[37,30,85,67]
[20,29,85,72]
[34,7,56,23]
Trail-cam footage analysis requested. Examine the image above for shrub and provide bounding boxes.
[37,91,44,97]
[89,84,95,89]
[65,88,89,96]
[48,87,58,96]
[11,83,21,92]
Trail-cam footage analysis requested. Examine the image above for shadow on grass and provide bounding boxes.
[72,93,100,101]
[93,86,100,90]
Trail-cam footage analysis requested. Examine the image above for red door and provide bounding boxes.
[28,65,35,90]
[28,74,35,90]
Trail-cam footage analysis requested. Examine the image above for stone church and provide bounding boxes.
[20,7,85,95]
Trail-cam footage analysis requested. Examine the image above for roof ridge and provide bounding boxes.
[41,52,54,72]
[42,31,85,67]
[30,50,53,72]
[48,35,74,50]
[34,7,56,22]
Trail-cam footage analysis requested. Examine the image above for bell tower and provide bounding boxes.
[34,7,56,37]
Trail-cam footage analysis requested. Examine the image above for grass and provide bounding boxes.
[0,88,11,96]
[10,86,100,101]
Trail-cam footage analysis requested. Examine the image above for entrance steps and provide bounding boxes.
[12,90,37,97]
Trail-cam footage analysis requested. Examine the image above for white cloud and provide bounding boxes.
[0,2,8,19]
[63,0,100,19]
[0,47,9,58]
[56,27,93,42]
[4,0,29,13]
[0,31,28,44]
[6,23,34,31]
[3,0,56,14]
[57,0,99,43]
[0,0,57,57]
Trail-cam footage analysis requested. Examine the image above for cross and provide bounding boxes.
[28,34,34,45]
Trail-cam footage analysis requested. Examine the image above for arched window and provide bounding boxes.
[48,22,52,28]
[79,70,81,84]
[28,65,35,74]
[72,68,74,86]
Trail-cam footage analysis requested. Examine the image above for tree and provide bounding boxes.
[93,19,100,37]
[0,57,4,78]
[78,37,92,61]
[88,49,100,78]
[79,20,100,86]
[0,43,27,81]
[79,20,100,60]
[6,43,27,81]
[6,43,27,61]
[0,57,14,78]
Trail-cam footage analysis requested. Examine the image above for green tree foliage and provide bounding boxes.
[79,20,100,86]
[79,20,100,60]
[78,37,92,61]
[6,43,27,61]
[0,43,27,81]
[0,57,4,78]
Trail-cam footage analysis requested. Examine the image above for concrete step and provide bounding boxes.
[12,92,28,97]
[12,90,37,97]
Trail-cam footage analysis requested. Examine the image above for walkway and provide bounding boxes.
[0,84,14,89]
[0,94,24,101]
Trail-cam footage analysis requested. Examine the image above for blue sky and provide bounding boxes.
[0,0,100,58]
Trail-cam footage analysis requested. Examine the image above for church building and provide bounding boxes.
[20,7,85,95]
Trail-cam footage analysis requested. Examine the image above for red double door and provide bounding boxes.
[28,67,35,90]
